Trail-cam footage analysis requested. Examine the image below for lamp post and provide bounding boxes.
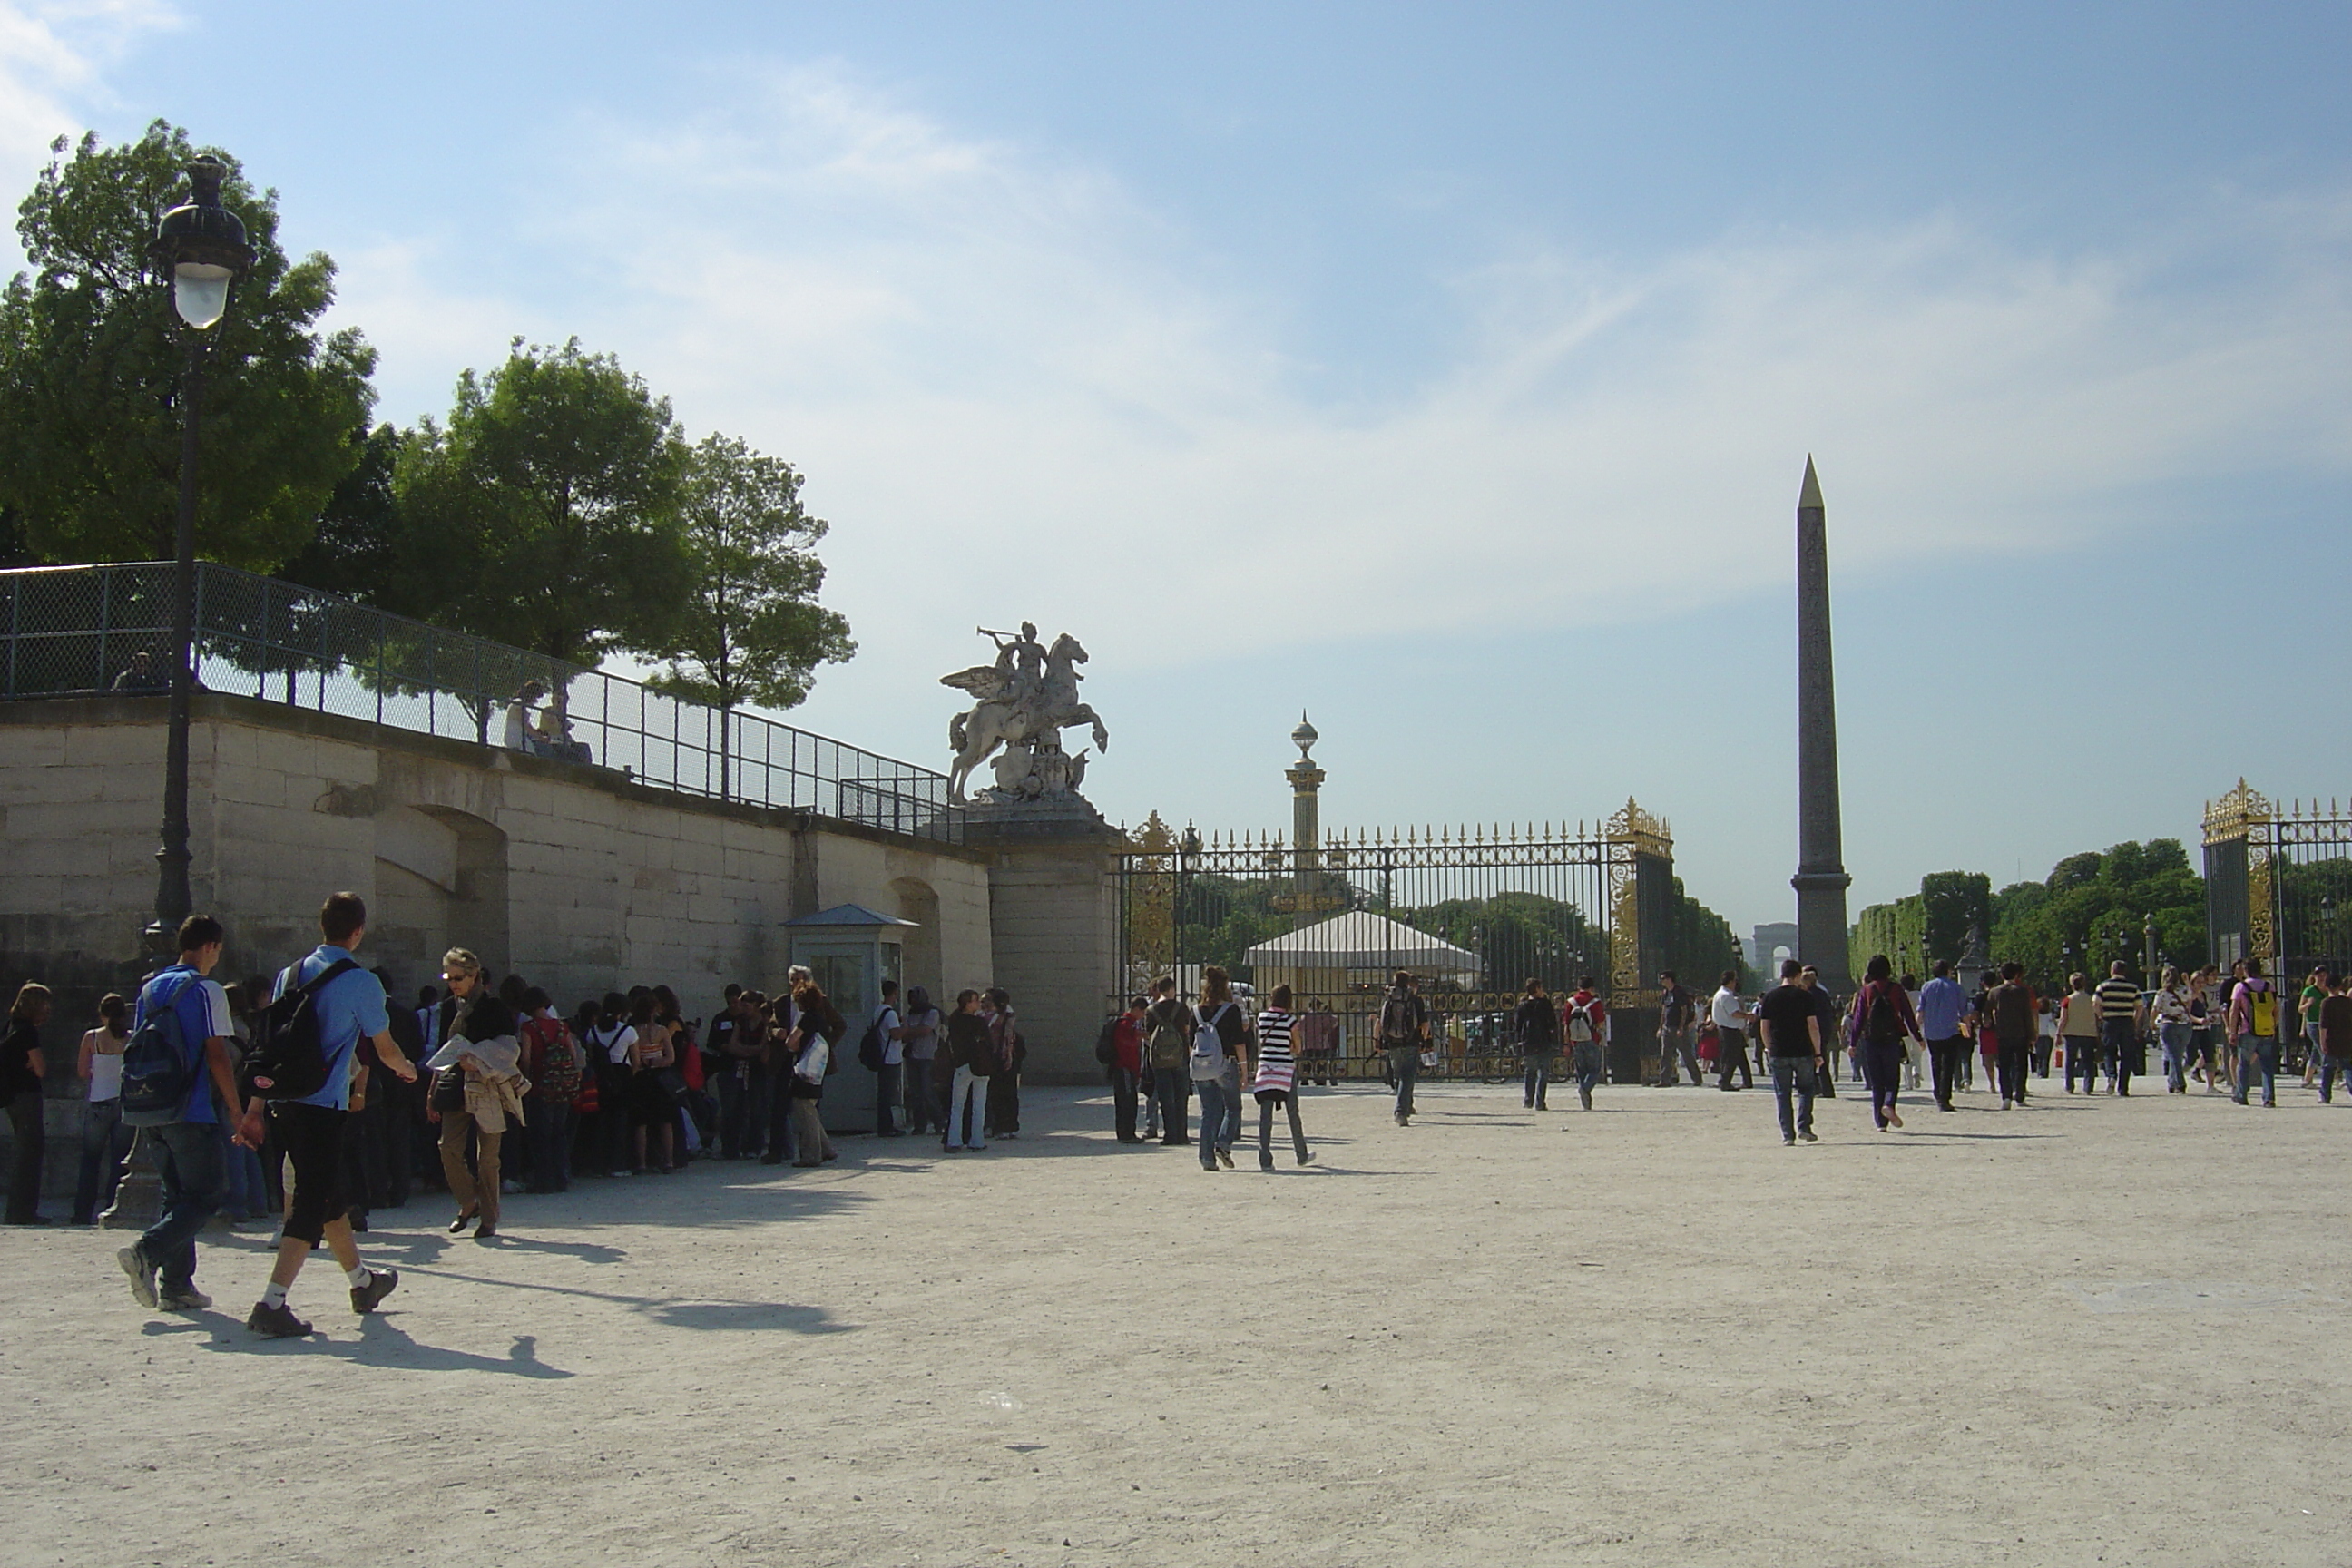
[143,155,252,954]
[2142,914,2158,989]
[105,159,251,1233]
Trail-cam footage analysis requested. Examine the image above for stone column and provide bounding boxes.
[965,800,1122,1085]
[1791,456,1854,995]
[1285,713,1325,930]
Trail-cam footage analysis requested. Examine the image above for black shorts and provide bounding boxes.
[272,1100,348,1247]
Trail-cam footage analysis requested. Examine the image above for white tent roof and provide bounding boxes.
[1241,910,1480,975]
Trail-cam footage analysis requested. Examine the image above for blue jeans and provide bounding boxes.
[1572,1043,1604,1096]
[218,1123,267,1218]
[1193,1077,1228,1167]
[74,1098,132,1224]
[2158,1023,2191,1092]
[1386,1046,1421,1120]
[1769,1054,1818,1141]
[2235,1034,2276,1105]
[2321,1054,2351,1102]
[135,1122,227,1293]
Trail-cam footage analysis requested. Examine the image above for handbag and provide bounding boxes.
[1417,1048,1439,1070]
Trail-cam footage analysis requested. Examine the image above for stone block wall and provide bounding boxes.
[0,693,998,1199]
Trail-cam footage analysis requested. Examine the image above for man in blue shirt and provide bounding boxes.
[231,891,416,1338]
[116,915,240,1313]
[1916,958,1973,1112]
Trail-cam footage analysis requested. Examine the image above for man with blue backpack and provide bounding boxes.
[115,915,240,1313]
[230,891,418,1338]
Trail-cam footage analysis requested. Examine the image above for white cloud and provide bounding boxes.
[333,64,2352,717]
[0,2,177,182]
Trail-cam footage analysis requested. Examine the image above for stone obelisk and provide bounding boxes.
[1790,456,1853,994]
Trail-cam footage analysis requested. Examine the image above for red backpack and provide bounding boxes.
[524,1015,583,1103]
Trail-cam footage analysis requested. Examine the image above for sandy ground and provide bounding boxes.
[3,1071,2347,1568]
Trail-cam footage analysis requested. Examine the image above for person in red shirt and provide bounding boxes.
[1097,995,1149,1142]
[1560,979,1610,1111]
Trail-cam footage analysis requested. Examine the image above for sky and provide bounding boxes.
[3,1,2347,941]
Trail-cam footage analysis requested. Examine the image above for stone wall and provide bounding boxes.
[0,693,997,1196]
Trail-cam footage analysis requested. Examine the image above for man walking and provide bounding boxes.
[1800,966,1840,1099]
[2094,961,2144,1096]
[1990,962,2036,1107]
[2318,973,2352,1103]
[2230,956,2280,1108]
[1377,971,1429,1125]
[1916,959,1971,1112]
[1656,971,1700,1086]
[1756,959,1826,1144]
[1514,978,1558,1110]
[1709,971,1752,1092]
[1562,977,1608,1112]
[116,915,241,1313]
[1143,977,1192,1145]
[231,892,417,1338]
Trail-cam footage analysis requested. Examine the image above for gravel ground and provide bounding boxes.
[2,1073,2344,1567]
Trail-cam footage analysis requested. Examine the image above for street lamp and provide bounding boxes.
[143,155,252,953]
[2142,914,2157,988]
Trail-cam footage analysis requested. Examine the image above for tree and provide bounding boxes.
[1989,839,2206,985]
[0,122,376,568]
[393,338,691,667]
[279,424,407,606]
[641,434,855,794]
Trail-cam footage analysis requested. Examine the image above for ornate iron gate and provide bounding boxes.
[2204,781,2352,977]
[1112,801,1674,1083]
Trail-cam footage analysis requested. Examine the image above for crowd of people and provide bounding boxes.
[1648,953,2347,1142]
[13,892,2345,1336]
[0,888,1054,1336]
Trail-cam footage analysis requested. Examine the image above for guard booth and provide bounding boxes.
[785,904,912,1135]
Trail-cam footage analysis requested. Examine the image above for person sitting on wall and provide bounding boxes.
[502,681,549,755]
[110,650,168,693]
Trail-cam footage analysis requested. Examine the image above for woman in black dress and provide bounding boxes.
[4,982,53,1224]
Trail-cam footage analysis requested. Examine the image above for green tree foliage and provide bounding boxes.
[641,433,854,713]
[393,338,690,666]
[279,423,404,605]
[0,122,376,568]
[1659,876,1741,990]
[1990,839,2205,985]
[1850,871,1992,980]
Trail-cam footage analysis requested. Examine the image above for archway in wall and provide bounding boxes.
[372,803,511,992]
[892,877,942,1008]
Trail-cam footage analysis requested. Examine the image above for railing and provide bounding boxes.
[0,562,958,843]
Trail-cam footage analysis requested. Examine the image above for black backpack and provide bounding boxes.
[240,958,360,1102]
[1864,985,1904,1046]
[120,974,200,1127]
[1379,992,1418,1045]
[856,1008,890,1072]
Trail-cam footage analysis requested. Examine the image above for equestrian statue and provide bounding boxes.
[939,622,1110,804]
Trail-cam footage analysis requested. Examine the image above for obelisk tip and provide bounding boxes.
[1798,455,1823,512]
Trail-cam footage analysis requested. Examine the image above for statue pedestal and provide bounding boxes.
[963,797,1121,1086]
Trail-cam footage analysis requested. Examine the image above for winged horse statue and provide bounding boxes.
[940,623,1110,803]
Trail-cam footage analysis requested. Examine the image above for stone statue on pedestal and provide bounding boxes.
[940,623,1110,805]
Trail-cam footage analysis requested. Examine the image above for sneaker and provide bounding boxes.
[1782,1136,1796,1146]
[1579,1085,1593,1111]
[158,1286,212,1311]
[246,1299,313,1338]
[119,1245,160,1308]
[1216,1148,1235,1170]
[1298,1152,1314,1166]
[1797,1130,1818,1143]
[351,1269,399,1314]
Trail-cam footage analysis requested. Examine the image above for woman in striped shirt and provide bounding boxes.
[1250,985,1314,1171]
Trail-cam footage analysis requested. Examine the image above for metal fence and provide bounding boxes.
[0,562,956,841]
[1111,806,1673,1083]
[2205,780,2352,981]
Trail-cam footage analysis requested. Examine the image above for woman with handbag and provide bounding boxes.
[783,978,845,1168]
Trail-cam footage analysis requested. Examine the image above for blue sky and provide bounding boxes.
[5,2,2347,940]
